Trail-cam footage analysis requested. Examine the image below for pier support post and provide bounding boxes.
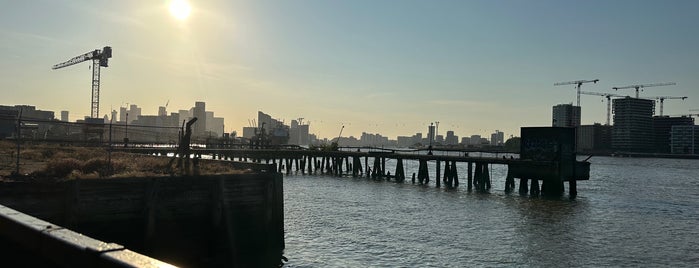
[452,161,459,187]
[418,160,429,184]
[484,164,491,190]
[436,160,441,188]
[381,157,386,178]
[505,167,515,193]
[443,161,451,188]
[569,180,577,199]
[395,158,405,182]
[519,178,529,194]
[467,162,473,191]
[530,179,540,196]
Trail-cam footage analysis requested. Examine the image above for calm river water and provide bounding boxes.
[282,156,699,267]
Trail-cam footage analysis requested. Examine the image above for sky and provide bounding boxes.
[1,0,698,140]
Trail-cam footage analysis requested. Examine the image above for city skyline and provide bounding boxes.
[2,1,699,139]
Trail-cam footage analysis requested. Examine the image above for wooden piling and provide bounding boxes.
[569,180,577,198]
[452,161,459,187]
[530,179,540,196]
[519,178,529,194]
[484,164,491,190]
[467,162,473,191]
[436,160,441,188]
[395,158,405,182]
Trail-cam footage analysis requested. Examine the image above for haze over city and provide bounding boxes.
[2,0,698,139]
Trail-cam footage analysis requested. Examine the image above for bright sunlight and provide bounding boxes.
[169,0,191,20]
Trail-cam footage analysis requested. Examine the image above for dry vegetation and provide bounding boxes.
[0,141,247,180]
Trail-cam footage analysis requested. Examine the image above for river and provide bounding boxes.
[281,156,699,267]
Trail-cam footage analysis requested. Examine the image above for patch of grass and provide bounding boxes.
[0,142,247,179]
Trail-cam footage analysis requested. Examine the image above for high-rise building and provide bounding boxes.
[612,97,655,152]
[652,116,694,153]
[490,130,504,146]
[670,125,699,154]
[110,110,117,122]
[445,130,458,145]
[427,125,435,145]
[552,104,581,127]
[61,111,69,122]
[128,104,141,123]
[119,107,127,122]
[193,101,206,137]
[158,106,167,117]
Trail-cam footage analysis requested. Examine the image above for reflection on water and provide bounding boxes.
[283,157,699,267]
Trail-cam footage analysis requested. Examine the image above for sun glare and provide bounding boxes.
[169,0,191,20]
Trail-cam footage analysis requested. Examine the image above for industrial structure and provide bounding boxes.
[554,79,599,107]
[579,91,626,125]
[52,46,113,119]
[612,82,676,98]
[648,96,688,116]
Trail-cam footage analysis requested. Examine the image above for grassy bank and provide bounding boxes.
[0,141,245,180]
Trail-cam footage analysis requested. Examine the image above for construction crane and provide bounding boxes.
[612,82,676,98]
[554,79,599,107]
[579,91,627,125]
[53,46,113,119]
[647,96,688,116]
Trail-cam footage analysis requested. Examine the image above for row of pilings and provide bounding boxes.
[204,152,576,197]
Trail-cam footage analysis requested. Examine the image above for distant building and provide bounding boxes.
[61,111,69,122]
[242,126,256,139]
[490,130,504,146]
[577,124,612,152]
[460,137,471,145]
[119,107,127,122]
[289,120,310,145]
[427,125,436,145]
[128,104,141,123]
[612,97,655,152]
[552,104,581,127]
[192,101,206,137]
[445,130,458,145]
[670,125,699,154]
[158,106,167,117]
[652,116,694,153]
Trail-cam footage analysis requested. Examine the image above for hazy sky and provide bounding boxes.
[1,0,698,139]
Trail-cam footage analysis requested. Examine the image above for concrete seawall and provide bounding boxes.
[0,173,284,267]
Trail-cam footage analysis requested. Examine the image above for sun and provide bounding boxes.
[169,0,191,20]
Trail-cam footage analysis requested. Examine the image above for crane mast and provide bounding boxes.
[579,91,626,126]
[612,82,676,98]
[554,79,599,107]
[53,46,112,119]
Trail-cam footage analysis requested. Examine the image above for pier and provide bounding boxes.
[118,127,590,198]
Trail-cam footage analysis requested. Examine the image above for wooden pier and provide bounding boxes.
[117,127,591,198]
